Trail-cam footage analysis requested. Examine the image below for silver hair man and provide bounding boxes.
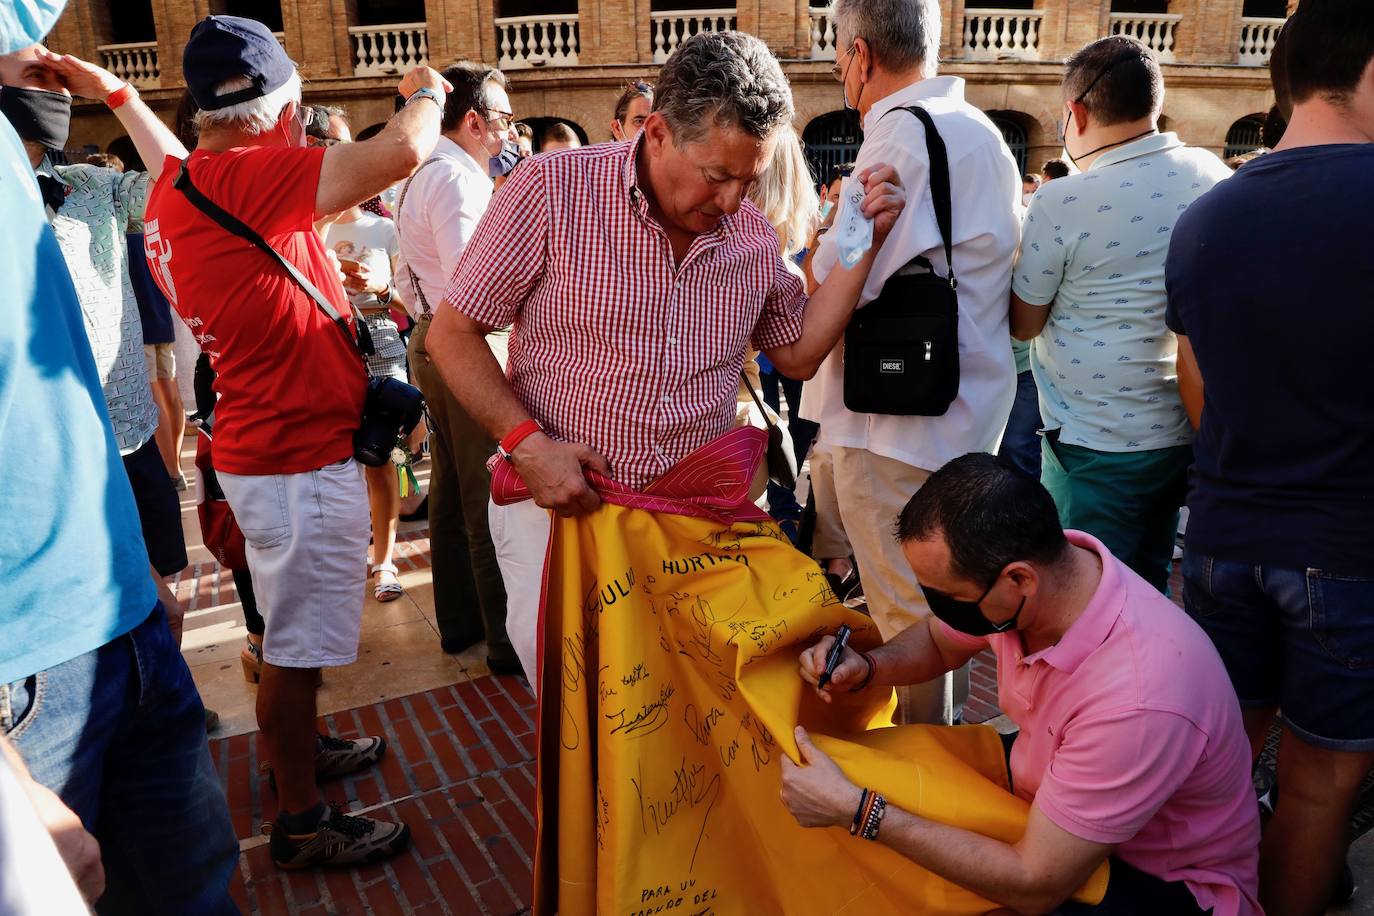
[652,31,794,144]
[831,0,941,78]
[192,71,303,134]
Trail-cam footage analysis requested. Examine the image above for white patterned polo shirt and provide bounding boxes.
[1013,133,1231,452]
[44,160,157,456]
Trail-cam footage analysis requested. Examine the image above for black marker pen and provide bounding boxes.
[817,624,852,690]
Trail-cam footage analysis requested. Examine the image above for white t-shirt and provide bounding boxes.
[0,753,87,915]
[324,212,400,312]
[810,76,1022,471]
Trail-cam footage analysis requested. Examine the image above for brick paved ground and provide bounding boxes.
[201,550,1227,915]
[215,675,537,916]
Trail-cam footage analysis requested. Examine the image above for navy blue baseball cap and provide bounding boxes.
[183,16,295,111]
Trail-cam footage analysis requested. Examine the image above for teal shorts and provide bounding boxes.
[1040,436,1192,593]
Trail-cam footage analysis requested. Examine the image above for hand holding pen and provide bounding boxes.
[800,624,877,701]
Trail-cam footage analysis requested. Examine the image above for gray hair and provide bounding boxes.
[831,0,940,78]
[192,71,303,136]
[654,31,793,145]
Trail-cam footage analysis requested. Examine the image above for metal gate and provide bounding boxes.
[802,110,863,185]
[1224,116,1264,157]
[991,116,1028,174]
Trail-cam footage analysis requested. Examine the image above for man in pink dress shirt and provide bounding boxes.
[782,453,1260,916]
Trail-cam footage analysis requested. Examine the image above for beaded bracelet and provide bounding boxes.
[849,788,869,836]
[859,793,887,841]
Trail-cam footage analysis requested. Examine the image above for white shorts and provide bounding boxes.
[219,459,371,668]
[488,497,552,693]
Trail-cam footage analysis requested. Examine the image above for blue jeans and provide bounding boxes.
[1182,550,1374,752]
[998,370,1042,479]
[2,604,239,914]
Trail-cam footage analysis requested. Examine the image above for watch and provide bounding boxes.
[406,87,443,111]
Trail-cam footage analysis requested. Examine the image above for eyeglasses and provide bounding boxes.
[627,81,652,94]
[830,41,858,82]
[486,109,515,131]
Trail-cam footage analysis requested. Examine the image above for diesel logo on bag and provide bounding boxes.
[880,359,905,374]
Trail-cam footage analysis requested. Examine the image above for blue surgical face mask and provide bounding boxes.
[0,0,67,54]
[818,200,834,222]
[489,140,520,178]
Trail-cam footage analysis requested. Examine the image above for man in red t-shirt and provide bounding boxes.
[143,14,451,869]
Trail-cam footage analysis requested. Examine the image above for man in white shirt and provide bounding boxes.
[396,61,521,673]
[806,0,1021,724]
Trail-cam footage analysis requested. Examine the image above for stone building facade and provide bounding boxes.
[52,0,1292,177]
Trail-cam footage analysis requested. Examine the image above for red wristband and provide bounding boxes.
[497,419,543,463]
[105,84,137,110]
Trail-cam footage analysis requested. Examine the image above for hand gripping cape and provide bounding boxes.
[491,427,1108,915]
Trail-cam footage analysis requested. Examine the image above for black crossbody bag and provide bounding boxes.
[174,160,424,467]
[843,104,960,416]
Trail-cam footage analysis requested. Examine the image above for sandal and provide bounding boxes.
[372,562,403,602]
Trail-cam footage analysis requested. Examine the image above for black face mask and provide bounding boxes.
[920,578,1025,638]
[0,85,71,151]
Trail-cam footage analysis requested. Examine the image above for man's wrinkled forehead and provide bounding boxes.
[0,45,63,92]
[679,122,774,181]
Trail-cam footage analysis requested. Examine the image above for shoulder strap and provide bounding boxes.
[740,370,778,433]
[172,159,373,357]
[394,157,443,318]
[882,104,956,288]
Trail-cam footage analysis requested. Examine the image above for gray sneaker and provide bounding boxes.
[265,734,387,793]
[270,803,410,869]
[315,733,386,780]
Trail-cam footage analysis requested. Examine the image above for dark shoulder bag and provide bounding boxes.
[843,104,959,416]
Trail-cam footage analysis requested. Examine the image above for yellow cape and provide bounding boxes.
[532,503,1109,914]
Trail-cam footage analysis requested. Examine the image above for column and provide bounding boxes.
[285,0,354,79]
[734,0,760,44]
[429,0,484,65]
[1189,0,1244,64]
[1037,0,1108,62]
[794,0,812,61]
[47,1,103,61]
[151,0,212,86]
[942,0,963,61]
[578,0,644,66]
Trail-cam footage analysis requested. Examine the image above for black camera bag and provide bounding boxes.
[843,104,960,416]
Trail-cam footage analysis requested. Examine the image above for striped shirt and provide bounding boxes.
[445,136,806,490]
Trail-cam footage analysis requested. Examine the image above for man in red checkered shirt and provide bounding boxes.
[427,31,906,683]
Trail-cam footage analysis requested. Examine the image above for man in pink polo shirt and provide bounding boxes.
[780,453,1260,915]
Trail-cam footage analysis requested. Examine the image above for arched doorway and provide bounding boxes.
[987,111,1031,174]
[106,135,143,172]
[1224,114,1265,157]
[522,116,590,152]
[802,110,863,186]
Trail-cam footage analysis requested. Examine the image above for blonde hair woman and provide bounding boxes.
[749,126,820,260]
[738,126,820,509]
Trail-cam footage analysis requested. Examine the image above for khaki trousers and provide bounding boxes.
[831,446,968,724]
[408,317,513,661]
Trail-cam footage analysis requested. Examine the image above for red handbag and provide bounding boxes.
[194,429,248,570]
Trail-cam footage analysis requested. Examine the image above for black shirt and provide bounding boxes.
[1165,144,1374,575]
